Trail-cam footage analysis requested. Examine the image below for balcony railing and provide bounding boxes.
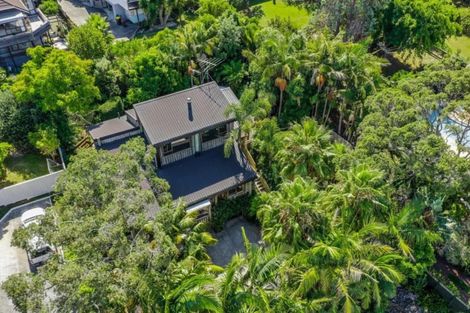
[201,136,226,152]
[161,147,193,166]
[0,10,50,49]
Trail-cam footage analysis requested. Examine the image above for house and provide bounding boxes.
[0,0,50,71]
[103,0,145,24]
[78,0,145,24]
[88,82,257,220]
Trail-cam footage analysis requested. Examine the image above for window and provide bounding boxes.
[202,125,227,142]
[0,19,27,37]
[162,137,190,156]
[9,42,32,51]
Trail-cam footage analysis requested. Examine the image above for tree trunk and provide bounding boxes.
[321,97,328,122]
[158,6,164,26]
[277,89,284,118]
[162,6,172,26]
[338,110,343,135]
[324,103,332,124]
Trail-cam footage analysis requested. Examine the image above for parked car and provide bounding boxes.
[20,207,54,267]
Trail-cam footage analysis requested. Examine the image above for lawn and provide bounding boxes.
[447,35,470,61]
[1,153,48,188]
[252,0,310,29]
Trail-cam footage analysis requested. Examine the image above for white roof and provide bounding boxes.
[20,207,45,226]
[186,199,211,214]
[0,11,24,24]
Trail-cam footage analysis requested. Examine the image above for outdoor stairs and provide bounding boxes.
[75,136,93,150]
[254,176,267,193]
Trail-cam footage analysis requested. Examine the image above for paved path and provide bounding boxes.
[58,0,104,26]
[207,217,261,266]
[0,198,51,313]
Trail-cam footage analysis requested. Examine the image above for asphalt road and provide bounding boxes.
[0,198,51,313]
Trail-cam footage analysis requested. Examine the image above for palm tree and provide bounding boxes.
[386,199,441,262]
[224,88,271,157]
[140,266,222,313]
[275,118,335,182]
[217,228,292,312]
[249,29,303,118]
[290,223,404,313]
[323,164,389,230]
[257,177,331,249]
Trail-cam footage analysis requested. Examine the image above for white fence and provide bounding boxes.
[0,171,63,207]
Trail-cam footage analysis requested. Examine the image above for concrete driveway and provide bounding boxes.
[0,198,51,313]
[208,217,261,266]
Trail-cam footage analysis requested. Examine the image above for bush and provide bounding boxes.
[95,97,123,121]
[39,0,59,15]
[460,8,470,36]
[210,194,255,232]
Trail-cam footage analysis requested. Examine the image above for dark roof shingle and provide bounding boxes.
[88,116,138,140]
[157,145,256,206]
[134,82,237,145]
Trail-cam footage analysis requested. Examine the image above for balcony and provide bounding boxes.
[0,10,50,49]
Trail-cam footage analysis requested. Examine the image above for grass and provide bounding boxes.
[1,153,48,188]
[392,35,470,70]
[251,0,310,29]
[447,36,470,61]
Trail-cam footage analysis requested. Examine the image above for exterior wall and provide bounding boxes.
[95,128,142,146]
[0,9,50,72]
[160,146,193,166]
[157,123,230,167]
[202,136,225,152]
[187,181,253,222]
[125,8,145,23]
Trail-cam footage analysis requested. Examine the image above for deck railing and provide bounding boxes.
[202,136,226,152]
[240,138,270,192]
[161,147,193,165]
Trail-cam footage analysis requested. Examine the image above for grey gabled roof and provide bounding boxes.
[157,145,256,206]
[134,82,237,146]
[87,116,138,140]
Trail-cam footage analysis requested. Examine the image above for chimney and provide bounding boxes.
[187,97,193,121]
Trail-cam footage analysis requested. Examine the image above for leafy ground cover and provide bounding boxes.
[1,153,48,188]
[252,0,310,28]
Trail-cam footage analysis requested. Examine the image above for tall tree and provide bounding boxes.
[377,0,460,55]
[0,142,13,181]
[275,118,337,182]
[3,139,216,312]
[68,14,113,60]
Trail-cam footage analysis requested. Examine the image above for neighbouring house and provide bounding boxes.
[79,0,144,24]
[88,82,257,220]
[0,0,50,71]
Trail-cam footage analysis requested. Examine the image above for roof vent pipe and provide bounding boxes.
[187,97,193,121]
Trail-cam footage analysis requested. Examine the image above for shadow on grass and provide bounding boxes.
[1,154,48,189]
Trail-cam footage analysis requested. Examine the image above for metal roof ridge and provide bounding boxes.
[132,81,219,109]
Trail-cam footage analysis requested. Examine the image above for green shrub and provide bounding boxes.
[96,97,123,121]
[39,0,59,15]
[210,194,255,232]
[430,269,461,297]
[460,8,470,36]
